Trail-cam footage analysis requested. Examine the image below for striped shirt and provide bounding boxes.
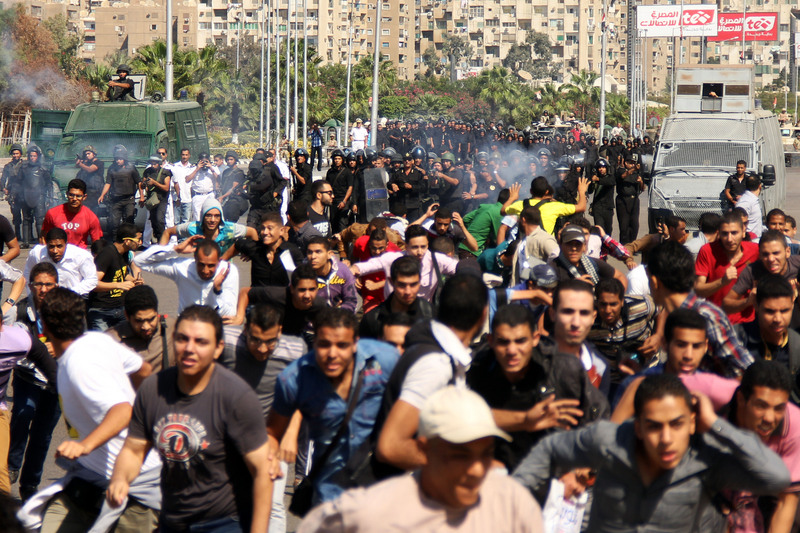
[588,295,657,363]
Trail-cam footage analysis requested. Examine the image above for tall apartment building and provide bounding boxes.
[13,0,800,95]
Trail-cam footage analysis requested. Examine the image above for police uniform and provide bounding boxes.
[615,162,643,244]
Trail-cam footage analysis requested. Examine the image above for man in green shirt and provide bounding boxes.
[459,188,511,258]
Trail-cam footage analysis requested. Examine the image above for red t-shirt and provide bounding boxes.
[352,235,400,313]
[41,204,103,249]
[695,240,759,323]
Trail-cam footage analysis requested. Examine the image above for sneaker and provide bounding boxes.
[8,470,18,484]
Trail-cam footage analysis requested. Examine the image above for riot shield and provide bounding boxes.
[363,168,390,221]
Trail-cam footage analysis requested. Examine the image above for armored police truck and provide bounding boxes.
[647,65,785,231]
[51,99,209,191]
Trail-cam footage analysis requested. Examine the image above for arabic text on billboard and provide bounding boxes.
[636,5,718,38]
[708,12,778,42]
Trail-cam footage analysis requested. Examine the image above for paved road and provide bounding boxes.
[7,165,800,531]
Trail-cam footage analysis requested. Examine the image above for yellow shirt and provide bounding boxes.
[505,199,577,235]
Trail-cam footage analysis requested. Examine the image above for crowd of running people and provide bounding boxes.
[0,116,797,533]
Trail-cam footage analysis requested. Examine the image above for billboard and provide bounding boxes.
[795,33,800,59]
[637,5,718,37]
[708,12,778,42]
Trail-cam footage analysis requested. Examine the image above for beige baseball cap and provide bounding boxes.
[419,386,511,443]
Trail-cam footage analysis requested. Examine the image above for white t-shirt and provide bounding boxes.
[57,332,161,478]
[398,322,471,409]
[626,264,651,296]
[171,161,196,203]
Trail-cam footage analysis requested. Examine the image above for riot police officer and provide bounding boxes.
[615,155,644,244]
[107,64,135,101]
[325,149,354,232]
[536,148,556,185]
[290,148,313,204]
[247,150,285,228]
[99,145,141,241]
[218,150,248,222]
[2,143,24,238]
[590,158,615,235]
[436,151,467,214]
[75,145,105,214]
[18,145,49,248]
[388,152,423,221]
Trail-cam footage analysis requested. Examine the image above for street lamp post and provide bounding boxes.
[344,3,354,148]
[285,1,290,145]
[294,0,299,146]
[165,0,173,100]
[370,0,382,147]
[599,0,608,138]
[259,5,265,145]
[266,3,271,147]
[302,0,308,148]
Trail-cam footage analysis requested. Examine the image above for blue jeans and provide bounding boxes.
[87,306,126,332]
[8,377,61,491]
[160,516,242,533]
[173,201,191,225]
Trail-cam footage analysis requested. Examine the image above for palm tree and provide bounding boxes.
[477,67,518,118]
[131,41,167,94]
[205,70,258,143]
[534,83,568,118]
[605,93,630,128]
[353,54,398,95]
[563,70,600,120]
[82,62,115,93]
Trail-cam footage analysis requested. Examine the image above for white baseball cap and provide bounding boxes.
[418,386,511,443]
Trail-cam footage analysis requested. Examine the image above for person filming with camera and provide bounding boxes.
[139,155,173,243]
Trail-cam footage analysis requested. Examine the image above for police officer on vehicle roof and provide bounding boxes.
[108,64,135,101]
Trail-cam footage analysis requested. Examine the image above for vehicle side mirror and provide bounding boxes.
[762,164,776,187]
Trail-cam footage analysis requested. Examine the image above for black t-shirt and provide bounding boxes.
[129,366,267,528]
[89,244,129,309]
[292,162,313,202]
[307,207,331,238]
[234,239,304,288]
[248,286,325,341]
[325,166,354,202]
[467,352,550,471]
[725,173,748,200]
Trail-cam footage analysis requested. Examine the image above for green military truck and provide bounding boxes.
[51,100,210,191]
[30,109,72,161]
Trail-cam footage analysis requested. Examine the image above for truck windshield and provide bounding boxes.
[655,141,753,171]
[55,133,152,162]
